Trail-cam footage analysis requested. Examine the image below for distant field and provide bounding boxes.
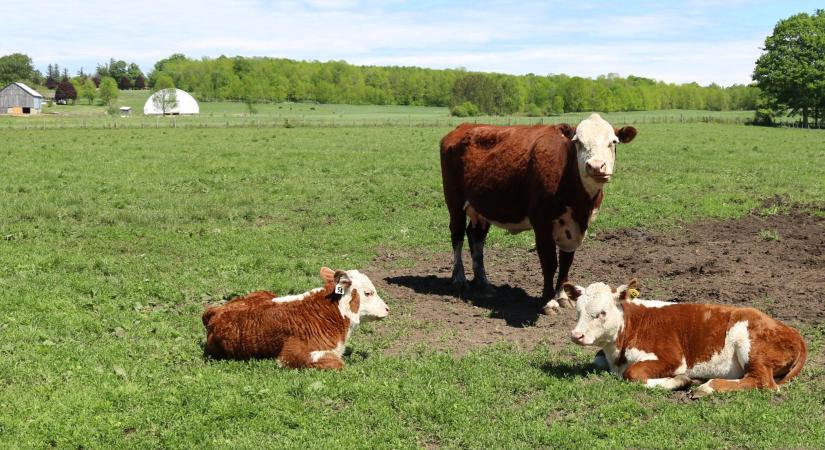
[0,123,823,447]
[0,90,756,129]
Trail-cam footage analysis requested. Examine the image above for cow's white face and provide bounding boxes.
[566,281,633,347]
[321,267,390,322]
[572,113,637,197]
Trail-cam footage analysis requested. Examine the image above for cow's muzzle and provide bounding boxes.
[586,160,611,183]
[570,331,586,345]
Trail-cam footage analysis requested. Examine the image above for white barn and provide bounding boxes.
[143,88,199,115]
[0,82,43,114]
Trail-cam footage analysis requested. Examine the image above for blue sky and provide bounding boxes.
[4,1,821,86]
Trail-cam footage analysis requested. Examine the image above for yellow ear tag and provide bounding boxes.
[628,288,640,299]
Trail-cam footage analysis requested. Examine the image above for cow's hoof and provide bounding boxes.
[451,279,470,293]
[542,300,560,315]
[689,383,714,399]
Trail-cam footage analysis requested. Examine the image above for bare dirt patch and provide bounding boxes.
[369,206,825,356]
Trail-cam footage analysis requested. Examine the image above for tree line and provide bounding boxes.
[147,54,759,115]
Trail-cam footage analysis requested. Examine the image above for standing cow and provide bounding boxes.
[440,114,636,313]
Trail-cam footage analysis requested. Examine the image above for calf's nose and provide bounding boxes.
[571,331,584,342]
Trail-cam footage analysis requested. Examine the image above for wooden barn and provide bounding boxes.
[0,82,43,115]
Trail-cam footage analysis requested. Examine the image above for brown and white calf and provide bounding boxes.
[202,267,389,369]
[440,114,636,313]
[565,280,807,396]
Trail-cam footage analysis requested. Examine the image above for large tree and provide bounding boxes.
[753,9,825,126]
[152,74,178,114]
[0,53,35,86]
[54,80,77,104]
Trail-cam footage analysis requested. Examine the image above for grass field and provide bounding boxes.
[0,90,756,129]
[1,120,824,448]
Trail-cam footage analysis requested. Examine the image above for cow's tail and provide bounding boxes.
[777,331,807,385]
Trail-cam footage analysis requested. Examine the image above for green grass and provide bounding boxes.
[1,122,824,448]
[1,90,756,129]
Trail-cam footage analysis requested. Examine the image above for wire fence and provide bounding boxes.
[0,113,820,131]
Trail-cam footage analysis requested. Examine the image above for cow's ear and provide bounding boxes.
[616,126,637,143]
[320,267,335,284]
[562,282,583,301]
[558,124,576,140]
[616,278,639,300]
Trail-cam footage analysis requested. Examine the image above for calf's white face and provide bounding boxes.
[320,267,390,321]
[566,281,633,346]
[573,113,637,197]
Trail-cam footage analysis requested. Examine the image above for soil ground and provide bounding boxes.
[369,206,825,356]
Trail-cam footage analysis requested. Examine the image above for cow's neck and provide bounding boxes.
[560,149,603,229]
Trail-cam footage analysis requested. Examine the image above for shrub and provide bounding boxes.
[450,101,480,117]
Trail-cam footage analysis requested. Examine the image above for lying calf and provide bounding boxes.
[203,267,389,369]
[565,279,807,397]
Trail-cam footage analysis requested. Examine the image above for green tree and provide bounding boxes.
[98,77,118,105]
[152,74,177,114]
[0,53,35,86]
[753,10,825,126]
[80,78,97,104]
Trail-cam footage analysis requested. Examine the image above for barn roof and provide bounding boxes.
[7,82,43,98]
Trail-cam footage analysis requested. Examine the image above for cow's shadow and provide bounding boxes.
[537,361,600,378]
[383,274,544,327]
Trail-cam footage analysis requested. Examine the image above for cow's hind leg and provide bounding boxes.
[467,220,494,296]
[448,208,469,291]
[692,365,776,398]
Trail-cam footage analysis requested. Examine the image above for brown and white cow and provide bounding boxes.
[440,114,637,312]
[202,267,389,369]
[565,280,807,397]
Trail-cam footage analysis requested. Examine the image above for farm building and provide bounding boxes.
[0,82,43,115]
[143,89,199,115]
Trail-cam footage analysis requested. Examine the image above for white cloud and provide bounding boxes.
[0,0,782,86]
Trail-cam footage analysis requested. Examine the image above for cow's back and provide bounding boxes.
[440,123,574,222]
[203,290,286,359]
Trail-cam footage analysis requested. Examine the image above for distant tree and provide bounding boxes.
[61,68,69,82]
[753,10,825,126]
[0,53,36,86]
[54,80,77,104]
[119,75,132,90]
[98,76,118,105]
[92,75,101,87]
[152,74,177,114]
[80,78,97,104]
[547,95,565,116]
[134,73,146,89]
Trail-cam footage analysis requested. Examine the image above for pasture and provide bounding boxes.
[1,119,824,448]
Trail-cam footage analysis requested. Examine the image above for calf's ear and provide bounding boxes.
[558,124,576,140]
[349,289,360,313]
[320,267,335,284]
[562,282,583,301]
[616,278,639,300]
[616,126,637,143]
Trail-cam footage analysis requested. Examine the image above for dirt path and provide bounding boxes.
[368,206,825,356]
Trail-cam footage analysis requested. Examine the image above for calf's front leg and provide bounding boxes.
[624,360,691,391]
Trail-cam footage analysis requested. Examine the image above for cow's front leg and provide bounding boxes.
[533,223,559,314]
[467,220,494,296]
[624,360,690,390]
[553,250,575,308]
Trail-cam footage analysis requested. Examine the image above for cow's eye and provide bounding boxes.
[365,292,373,296]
